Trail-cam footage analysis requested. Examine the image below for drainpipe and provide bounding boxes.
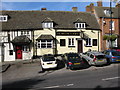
[55,29,57,55]
[98,30,100,52]
[32,30,35,57]
[101,17,104,50]
[110,0,113,49]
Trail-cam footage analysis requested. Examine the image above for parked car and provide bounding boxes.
[102,50,120,63]
[80,51,107,66]
[40,54,57,70]
[62,53,89,70]
[112,47,120,52]
[115,49,120,52]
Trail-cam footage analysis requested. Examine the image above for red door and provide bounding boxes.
[16,46,22,59]
[78,40,83,53]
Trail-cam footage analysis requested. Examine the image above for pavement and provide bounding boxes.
[0,59,40,73]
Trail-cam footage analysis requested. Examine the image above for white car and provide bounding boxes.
[40,54,57,70]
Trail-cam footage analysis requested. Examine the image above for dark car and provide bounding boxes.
[62,53,89,70]
[102,50,120,63]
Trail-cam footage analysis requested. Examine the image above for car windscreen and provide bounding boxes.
[68,54,81,61]
[43,56,55,61]
[96,55,105,59]
[112,51,120,56]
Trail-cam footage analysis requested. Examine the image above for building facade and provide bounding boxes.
[0,9,100,62]
[86,1,120,50]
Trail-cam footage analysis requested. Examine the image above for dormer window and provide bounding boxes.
[0,15,8,22]
[42,17,54,29]
[104,9,111,16]
[75,23,86,29]
[42,22,53,29]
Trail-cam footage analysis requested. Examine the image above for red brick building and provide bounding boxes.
[86,1,120,51]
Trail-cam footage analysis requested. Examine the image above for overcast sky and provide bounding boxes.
[1,0,120,11]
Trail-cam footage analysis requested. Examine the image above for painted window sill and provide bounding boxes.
[68,46,75,48]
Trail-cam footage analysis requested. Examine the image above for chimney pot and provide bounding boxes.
[97,1,102,7]
[41,8,47,11]
[72,7,78,12]
[116,2,120,7]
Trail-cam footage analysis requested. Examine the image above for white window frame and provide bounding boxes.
[75,23,86,29]
[42,22,53,29]
[23,46,30,52]
[109,21,115,30]
[37,40,53,48]
[68,38,75,46]
[0,15,8,22]
[112,39,117,47]
[104,9,111,16]
[86,38,92,46]
[21,31,29,35]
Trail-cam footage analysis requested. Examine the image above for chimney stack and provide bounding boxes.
[86,3,94,13]
[116,2,120,7]
[41,8,47,11]
[97,0,103,7]
[72,7,78,12]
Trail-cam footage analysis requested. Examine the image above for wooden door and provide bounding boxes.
[78,40,83,53]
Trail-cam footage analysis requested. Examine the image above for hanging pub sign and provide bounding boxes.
[56,32,80,36]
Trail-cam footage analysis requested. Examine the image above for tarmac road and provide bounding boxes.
[2,61,120,89]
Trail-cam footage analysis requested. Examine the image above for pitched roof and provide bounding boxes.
[36,34,54,40]
[1,11,100,30]
[11,35,32,45]
[94,7,120,18]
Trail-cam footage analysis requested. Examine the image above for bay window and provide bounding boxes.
[37,40,53,48]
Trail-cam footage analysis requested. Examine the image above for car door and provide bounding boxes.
[83,52,92,65]
[89,54,95,65]
[105,51,111,60]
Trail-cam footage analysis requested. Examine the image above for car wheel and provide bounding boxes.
[82,59,90,68]
[70,67,74,70]
[84,62,90,68]
[65,64,69,69]
[106,58,111,65]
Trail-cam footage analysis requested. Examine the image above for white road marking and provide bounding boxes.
[67,84,74,86]
[44,85,60,88]
[102,77,120,81]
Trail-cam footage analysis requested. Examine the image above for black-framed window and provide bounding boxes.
[86,38,92,46]
[60,39,66,46]
[68,38,75,47]
[9,50,13,55]
[93,39,97,46]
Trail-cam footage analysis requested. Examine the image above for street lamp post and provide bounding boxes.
[110,0,113,49]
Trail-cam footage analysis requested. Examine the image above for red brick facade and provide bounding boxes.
[86,1,120,51]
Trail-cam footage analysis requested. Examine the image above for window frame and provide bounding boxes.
[93,39,97,46]
[21,31,30,35]
[22,46,30,52]
[68,38,75,47]
[86,38,92,46]
[0,15,8,22]
[104,9,111,16]
[75,23,86,29]
[42,22,53,29]
[109,21,115,30]
[60,39,66,46]
[37,40,53,48]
